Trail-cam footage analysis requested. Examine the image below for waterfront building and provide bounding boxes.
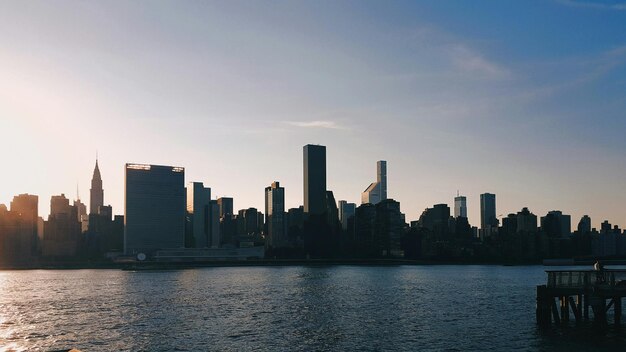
[89,159,104,215]
[124,164,185,256]
[303,144,326,215]
[454,194,467,218]
[187,182,211,248]
[361,161,387,205]
[265,181,286,248]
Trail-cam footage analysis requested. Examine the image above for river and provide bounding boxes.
[0,265,624,351]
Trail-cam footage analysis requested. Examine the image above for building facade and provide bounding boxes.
[454,195,467,218]
[124,164,186,256]
[90,159,104,215]
[361,160,387,205]
[480,193,497,230]
[303,144,327,215]
[338,200,356,231]
[187,182,211,248]
[265,181,286,248]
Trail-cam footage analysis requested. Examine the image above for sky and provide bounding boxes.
[1,0,625,229]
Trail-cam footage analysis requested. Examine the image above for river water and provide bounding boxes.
[0,265,624,351]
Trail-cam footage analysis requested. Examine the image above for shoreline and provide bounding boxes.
[0,258,545,270]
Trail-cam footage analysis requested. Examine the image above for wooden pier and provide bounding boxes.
[537,270,626,327]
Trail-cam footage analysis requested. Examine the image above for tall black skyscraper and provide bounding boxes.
[303,144,326,216]
[480,193,497,230]
[90,158,104,215]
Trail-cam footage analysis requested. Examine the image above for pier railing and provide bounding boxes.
[546,270,626,288]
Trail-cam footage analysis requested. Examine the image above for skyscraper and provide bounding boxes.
[265,181,286,248]
[10,194,38,227]
[217,197,233,219]
[207,200,221,248]
[90,159,104,215]
[338,200,356,231]
[480,193,497,230]
[540,210,572,238]
[187,182,211,248]
[10,193,39,254]
[303,144,326,215]
[578,215,592,234]
[361,160,387,205]
[124,164,185,256]
[454,194,467,218]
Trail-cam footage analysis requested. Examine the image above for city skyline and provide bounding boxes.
[1,146,622,232]
[1,0,626,228]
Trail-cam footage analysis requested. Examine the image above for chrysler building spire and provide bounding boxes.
[89,157,104,215]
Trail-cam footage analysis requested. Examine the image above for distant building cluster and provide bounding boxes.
[1,144,626,266]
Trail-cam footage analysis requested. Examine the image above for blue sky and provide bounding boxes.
[0,0,625,229]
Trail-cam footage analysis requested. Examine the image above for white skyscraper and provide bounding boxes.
[361,160,387,205]
[454,194,467,218]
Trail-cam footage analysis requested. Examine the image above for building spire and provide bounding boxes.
[90,154,104,214]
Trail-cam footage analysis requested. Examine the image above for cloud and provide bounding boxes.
[555,0,626,10]
[282,120,348,130]
[448,44,512,79]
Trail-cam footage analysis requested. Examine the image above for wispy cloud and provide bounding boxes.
[282,120,348,130]
[448,44,512,79]
[516,45,626,101]
[555,0,626,10]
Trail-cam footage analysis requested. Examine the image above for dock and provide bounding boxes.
[536,270,626,327]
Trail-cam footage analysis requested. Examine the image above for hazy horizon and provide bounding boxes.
[1,0,625,229]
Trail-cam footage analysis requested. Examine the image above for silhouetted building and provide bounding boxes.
[124,164,185,256]
[517,207,538,233]
[187,182,211,248]
[375,199,404,257]
[303,144,326,215]
[454,194,467,218]
[90,159,104,215]
[265,181,286,248]
[326,190,340,230]
[0,205,36,266]
[10,193,39,255]
[480,193,497,230]
[540,211,571,238]
[338,200,356,231]
[578,215,592,234]
[43,194,81,257]
[361,160,387,205]
[220,215,237,247]
[50,194,71,219]
[286,207,305,245]
[207,200,221,248]
[73,196,88,233]
[217,197,233,219]
[418,204,451,237]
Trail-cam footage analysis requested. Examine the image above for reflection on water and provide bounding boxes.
[0,266,625,351]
